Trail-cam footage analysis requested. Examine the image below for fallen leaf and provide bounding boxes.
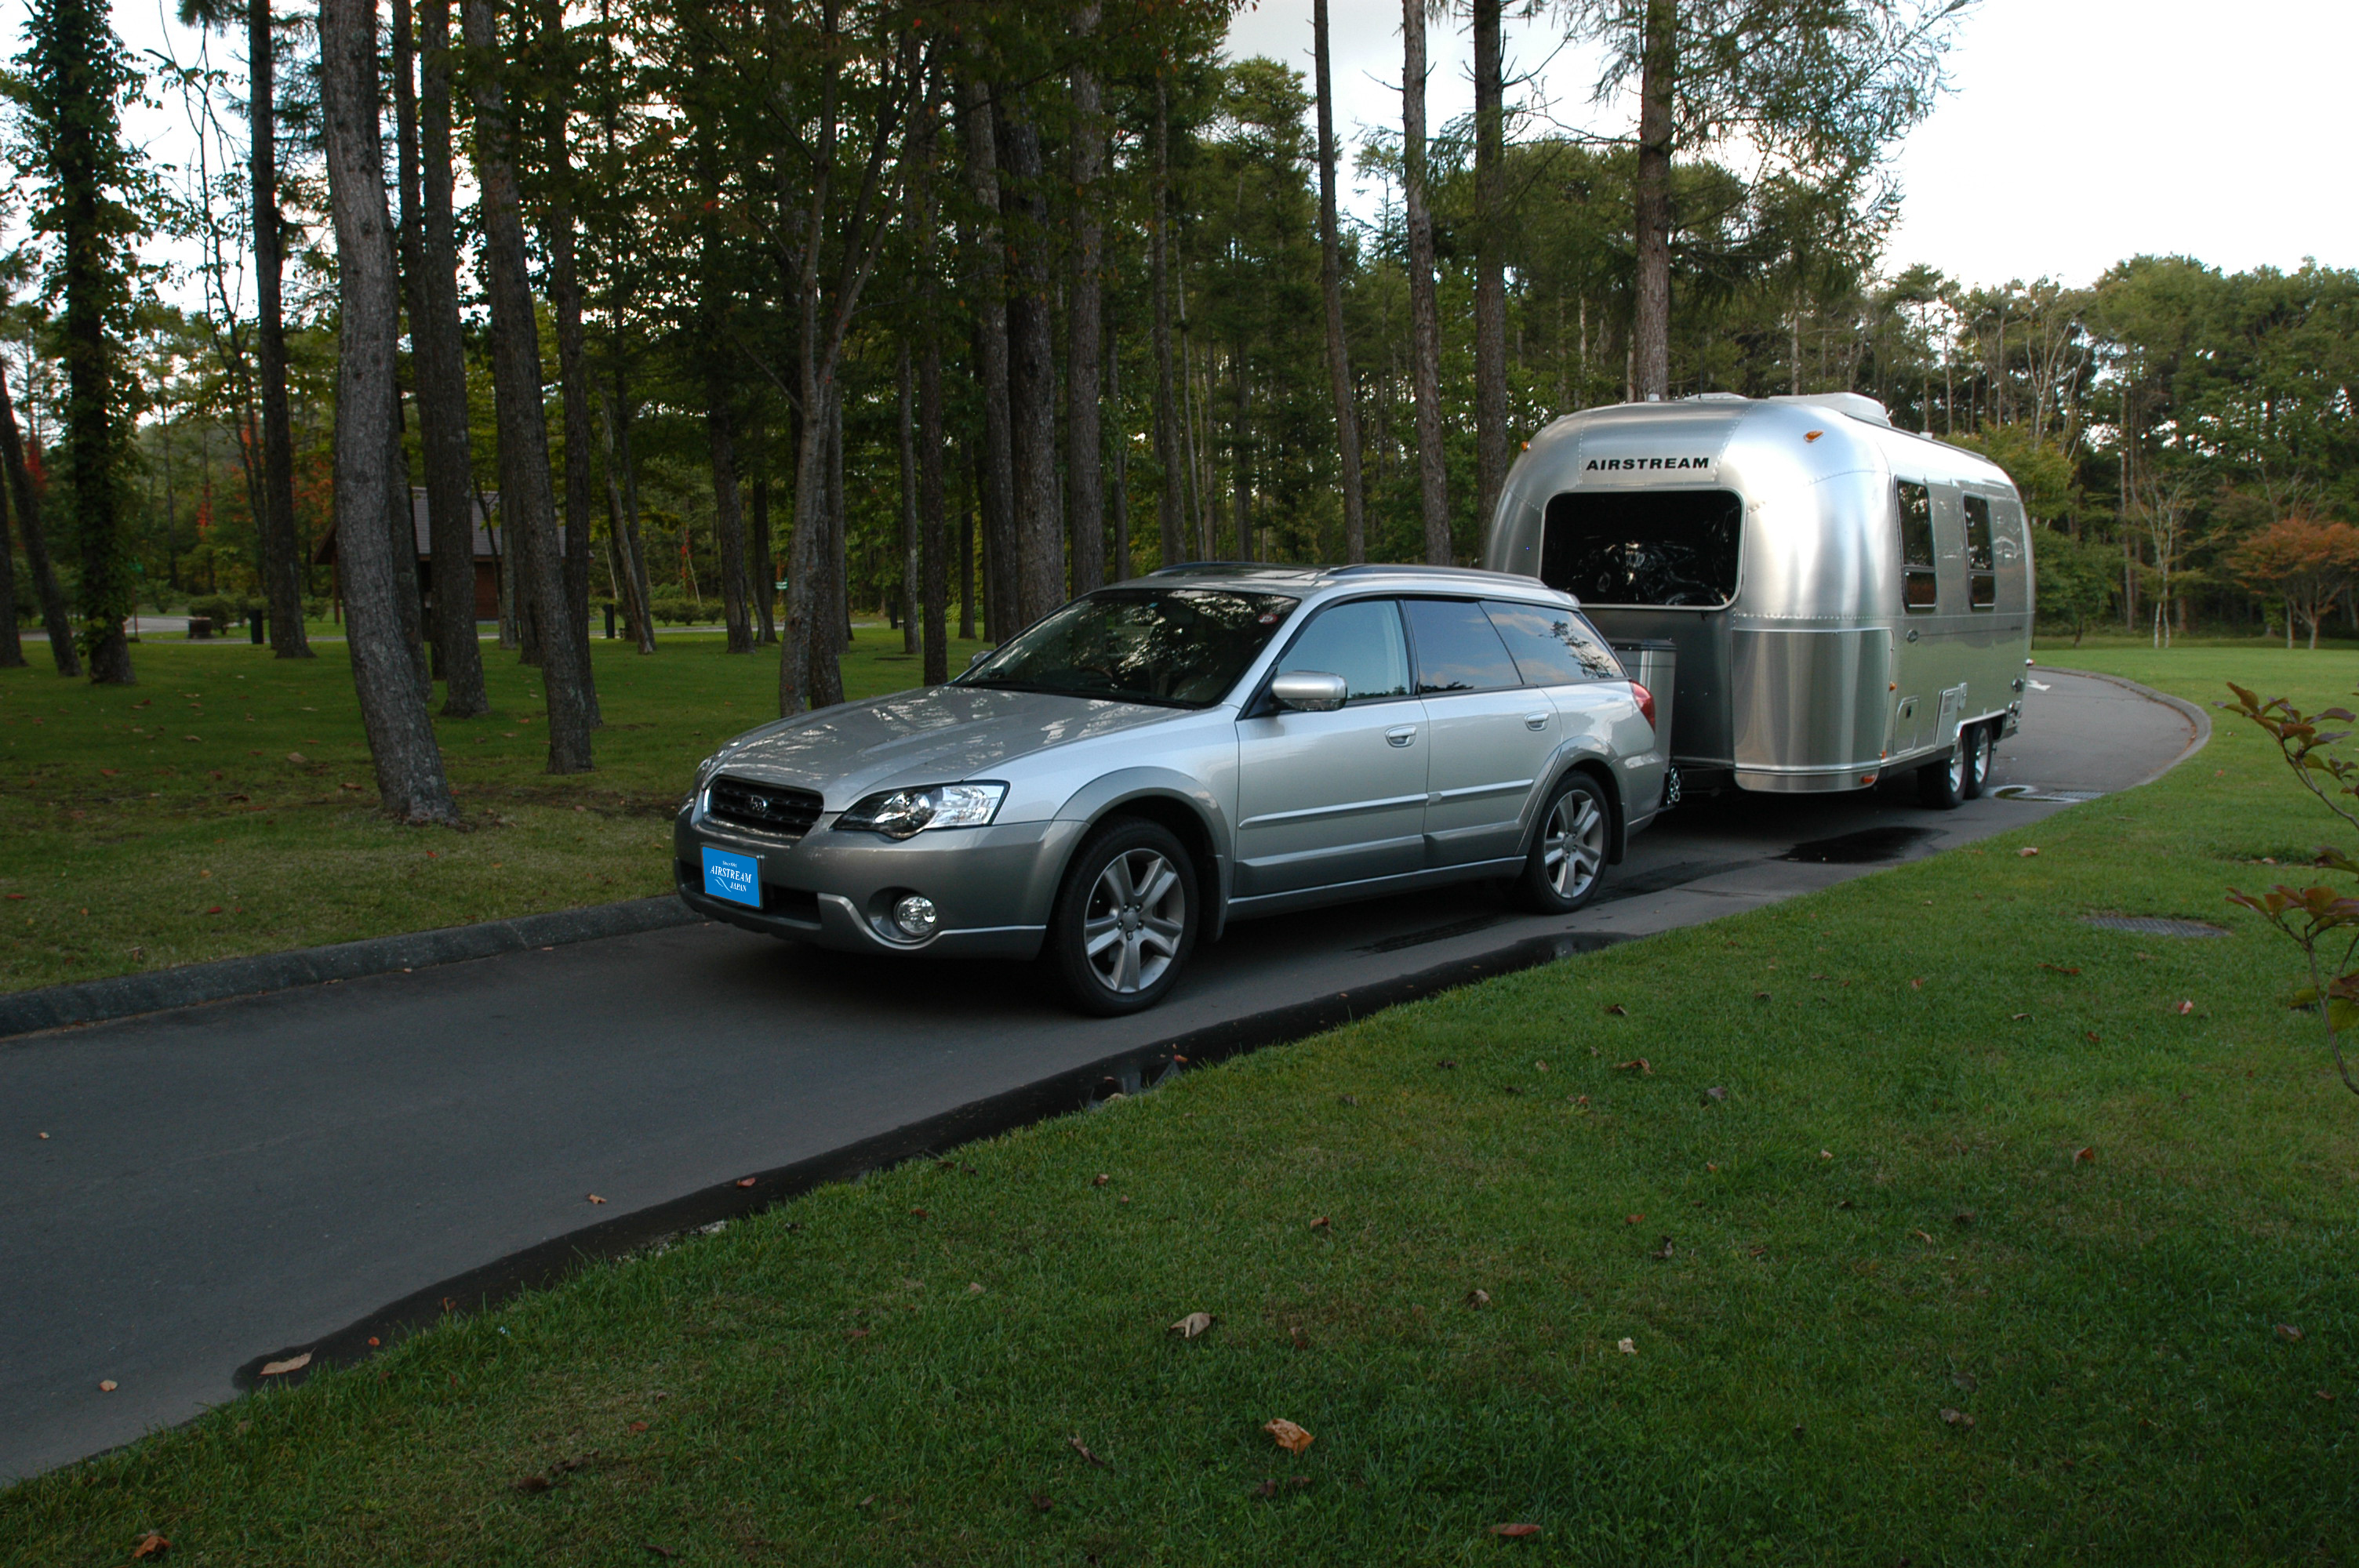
[2074,1147,2095,1163]
[1954,1211,1976,1226]
[909,1207,929,1218]
[1604,1004,1628,1015]
[1251,1479,1278,1498]
[514,1475,553,1494]
[1819,1149,1834,1160]
[2018,846,2039,858]
[1338,1093,1358,1105]
[260,1352,311,1377]
[1491,1523,1542,1538]
[967,1282,986,1294]
[1837,1198,1855,1210]
[844,1329,868,1341]
[2176,1000,2194,1015]
[1068,1434,1107,1466]
[2277,1323,2306,1342]
[1652,1236,1674,1260]
[736,1177,757,1188]
[1533,1060,1548,1072]
[1754,990,1772,1000]
[1909,977,1924,990]
[642,1545,676,1560]
[205,906,224,915]
[2039,964,2081,975]
[1263,1418,1314,1454]
[1466,1288,1492,1308]
[1289,1325,1310,1349]
[1169,1312,1216,1339]
[1702,1086,1728,1103]
[1914,1229,1936,1244]
[1706,1162,1718,1172]
[2318,1391,2337,1402]
[587,1193,606,1204]
[2084,1031,2102,1044]
[1616,1338,1637,1356]
[1613,1058,1652,1074]
[366,1336,380,1347]
[1309,1215,1331,1230]
[2011,1011,2030,1020]
[1435,1058,1458,1069]
[1953,1372,1979,1391]
[1092,1174,1110,1187]
[99,1380,118,1392]
[1624,1214,1644,1225]
[285,752,306,764]
[1939,1407,1976,1428]
[338,782,362,792]
[628,1421,649,1432]
[183,735,200,742]
[1030,1493,1054,1512]
[131,1534,169,1560]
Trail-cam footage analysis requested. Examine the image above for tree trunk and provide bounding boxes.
[751,460,776,644]
[960,75,1017,641]
[1064,2,1106,596]
[1107,306,1128,580]
[597,378,657,653]
[1312,0,1365,564]
[0,361,77,674]
[0,444,19,663]
[383,398,430,695]
[706,376,754,652]
[540,0,593,688]
[1471,0,1510,541]
[463,0,594,770]
[319,0,457,822]
[897,344,919,654]
[914,91,949,684]
[998,96,1063,626]
[958,480,975,641]
[409,0,488,713]
[1402,0,1451,565]
[1630,0,1675,401]
[254,0,311,658]
[1150,80,1185,572]
[1230,350,1252,561]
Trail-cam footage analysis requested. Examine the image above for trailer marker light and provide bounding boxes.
[1805,430,1824,442]
[1861,773,1879,786]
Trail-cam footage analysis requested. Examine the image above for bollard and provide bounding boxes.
[249,612,266,644]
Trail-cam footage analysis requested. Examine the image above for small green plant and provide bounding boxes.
[2223,681,2359,1098]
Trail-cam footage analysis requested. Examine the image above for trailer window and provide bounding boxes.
[1962,495,1996,609]
[1539,489,1740,607]
[1897,481,1936,611]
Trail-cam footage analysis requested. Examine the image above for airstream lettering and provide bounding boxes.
[1482,392,2034,809]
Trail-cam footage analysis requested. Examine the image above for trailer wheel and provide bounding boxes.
[1961,723,1994,800]
[1917,732,1967,811]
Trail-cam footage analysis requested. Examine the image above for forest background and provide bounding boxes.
[4,0,2357,808]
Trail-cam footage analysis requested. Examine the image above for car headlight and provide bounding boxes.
[834,782,1008,840]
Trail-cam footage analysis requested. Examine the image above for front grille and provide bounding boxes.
[704,775,825,839]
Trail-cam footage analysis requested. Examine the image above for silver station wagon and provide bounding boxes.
[674,564,1667,1014]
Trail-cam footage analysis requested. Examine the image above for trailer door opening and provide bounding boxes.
[1539,489,1741,607]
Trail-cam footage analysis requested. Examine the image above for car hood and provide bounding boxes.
[708,685,1186,807]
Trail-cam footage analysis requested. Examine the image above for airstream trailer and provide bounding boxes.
[1481,392,2034,808]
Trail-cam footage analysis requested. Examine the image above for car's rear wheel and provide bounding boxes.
[1046,818,1198,1015]
[1918,731,1968,810]
[1509,772,1610,913]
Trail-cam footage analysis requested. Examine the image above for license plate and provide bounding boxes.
[701,845,761,907]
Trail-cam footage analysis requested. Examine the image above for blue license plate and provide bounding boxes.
[701,845,761,907]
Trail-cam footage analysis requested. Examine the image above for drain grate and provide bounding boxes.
[1991,785,2106,803]
[2081,915,2229,938]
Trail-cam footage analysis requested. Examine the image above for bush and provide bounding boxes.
[304,596,331,622]
[645,590,706,626]
[187,593,244,627]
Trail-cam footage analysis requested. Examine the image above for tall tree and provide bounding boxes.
[998,88,1063,625]
[1471,0,1510,536]
[319,0,458,822]
[1063,2,1107,596]
[1311,0,1365,563]
[1561,0,1965,400]
[462,0,596,769]
[407,0,488,713]
[1150,76,1184,570]
[0,343,78,674]
[911,81,949,684]
[1401,0,1450,564]
[20,0,141,683]
[0,428,18,664]
[538,0,597,675]
[958,70,1017,641]
[249,0,307,656]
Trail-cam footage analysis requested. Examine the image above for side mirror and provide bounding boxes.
[967,648,992,669]
[1270,670,1348,713]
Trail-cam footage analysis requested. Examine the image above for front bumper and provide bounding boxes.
[674,805,1081,960]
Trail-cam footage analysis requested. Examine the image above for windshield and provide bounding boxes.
[960,588,1300,708]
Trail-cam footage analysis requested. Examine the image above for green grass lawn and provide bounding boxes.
[3,652,2354,1562]
[0,627,987,993]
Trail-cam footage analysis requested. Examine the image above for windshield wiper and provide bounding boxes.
[961,677,1194,710]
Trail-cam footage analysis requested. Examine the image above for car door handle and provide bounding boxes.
[1385,725,1417,748]
[1524,712,1550,731]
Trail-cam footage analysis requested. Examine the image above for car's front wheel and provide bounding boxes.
[1509,771,1610,913]
[1046,818,1198,1015]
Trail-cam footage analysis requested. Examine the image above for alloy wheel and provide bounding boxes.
[1081,848,1187,994]
[1540,789,1606,901]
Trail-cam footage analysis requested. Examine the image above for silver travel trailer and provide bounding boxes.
[1481,392,2034,807]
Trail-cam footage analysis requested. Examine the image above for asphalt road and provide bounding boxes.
[0,668,2201,1482]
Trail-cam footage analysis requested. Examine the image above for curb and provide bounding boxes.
[234,926,1629,1392]
[0,896,700,1043]
[2036,666,2213,788]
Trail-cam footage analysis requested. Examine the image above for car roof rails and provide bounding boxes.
[1329,563,1514,580]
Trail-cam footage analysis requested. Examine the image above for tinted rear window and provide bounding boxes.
[1539,489,1741,606]
[1482,600,1624,684]
[1404,599,1522,695]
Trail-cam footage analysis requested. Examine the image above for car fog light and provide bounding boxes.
[892,895,940,939]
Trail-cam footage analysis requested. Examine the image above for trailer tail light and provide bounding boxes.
[1630,681,1656,731]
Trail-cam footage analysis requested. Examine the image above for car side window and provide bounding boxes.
[1897,480,1936,611]
[1482,600,1624,684]
[1274,597,1411,702]
[1962,494,1997,610]
[1404,598,1523,695]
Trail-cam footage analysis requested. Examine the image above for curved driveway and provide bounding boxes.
[0,668,2201,1481]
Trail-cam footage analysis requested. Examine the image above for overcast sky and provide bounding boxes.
[7,0,2351,298]
[1226,0,2359,287]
